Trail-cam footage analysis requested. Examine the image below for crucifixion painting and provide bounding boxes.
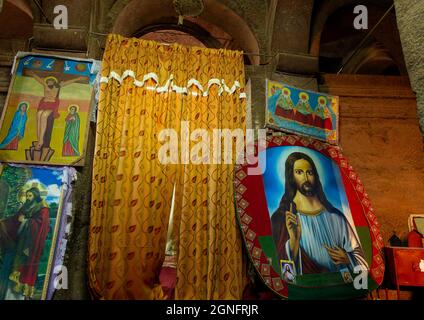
[26,70,84,152]
[0,53,98,166]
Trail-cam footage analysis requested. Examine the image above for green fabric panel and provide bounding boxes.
[288,275,378,300]
[294,272,345,287]
[288,283,368,300]
[256,230,380,299]
[258,236,280,275]
[355,226,373,266]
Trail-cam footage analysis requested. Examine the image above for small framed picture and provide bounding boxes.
[340,268,353,284]
[280,260,296,283]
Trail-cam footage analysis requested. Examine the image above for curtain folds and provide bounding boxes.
[89,34,247,299]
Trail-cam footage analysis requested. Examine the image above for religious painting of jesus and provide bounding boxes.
[234,135,384,299]
[264,148,369,277]
[254,142,375,297]
[0,53,99,166]
[0,164,68,300]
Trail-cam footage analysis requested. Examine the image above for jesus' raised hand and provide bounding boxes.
[286,203,301,261]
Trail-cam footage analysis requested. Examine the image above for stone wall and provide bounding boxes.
[394,0,424,136]
[321,75,424,243]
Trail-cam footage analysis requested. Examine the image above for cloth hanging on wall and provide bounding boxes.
[266,80,339,145]
[89,34,248,299]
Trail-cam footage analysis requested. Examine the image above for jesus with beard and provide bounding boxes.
[27,71,84,150]
[271,152,368,276]
[0,187,50,299]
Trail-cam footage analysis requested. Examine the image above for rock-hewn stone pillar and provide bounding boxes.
[394,0,424,137]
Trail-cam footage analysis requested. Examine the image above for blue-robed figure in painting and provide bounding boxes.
[0,102,29,150]
[271,152,368,276]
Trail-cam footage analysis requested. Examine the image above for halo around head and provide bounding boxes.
[299,92,310,100]
[68,104,79,112]
[44,76,59,84]
[318,96,328,105]
[18,180,48,203]
[282,87,291,96]
[17,101,29,110]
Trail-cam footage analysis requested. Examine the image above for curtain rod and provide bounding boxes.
[88,31,275,58]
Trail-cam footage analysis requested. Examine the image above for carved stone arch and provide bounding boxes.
[309,0,394,56]
[312,0,406,75]
[342,41,400,75]
[310,0,359,57]
[104,0,133,32]
[108,0,260,65]
[133,17,225,50]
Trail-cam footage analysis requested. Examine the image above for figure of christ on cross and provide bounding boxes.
[27,70,85,150]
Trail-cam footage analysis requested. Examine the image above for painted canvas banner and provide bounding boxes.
[0,164,75,300]
[0,52,100,166]
[234,134,384,299]
[45,167,75,299]
[266,80,339,144]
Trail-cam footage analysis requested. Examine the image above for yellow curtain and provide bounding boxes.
[172,54,248,299]
[89,34,247,299]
